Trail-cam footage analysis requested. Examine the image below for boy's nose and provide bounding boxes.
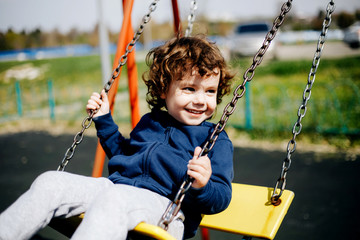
[193,92,205,105]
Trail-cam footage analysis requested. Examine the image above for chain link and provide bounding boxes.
[159,179,192,230]
[57,0,160,171]
[159,0,293,230]
[270,0,335,205]
[185,0,197,37]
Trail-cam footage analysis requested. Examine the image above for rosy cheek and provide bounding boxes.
[180,94,193,103]
[205,101,215,114]
[210,96,217,107]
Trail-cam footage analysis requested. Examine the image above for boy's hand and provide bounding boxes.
[187,146,212,189]
[86,90,109,118]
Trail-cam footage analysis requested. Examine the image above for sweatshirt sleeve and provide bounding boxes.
[93,112,128,159]
[184,136,234,215]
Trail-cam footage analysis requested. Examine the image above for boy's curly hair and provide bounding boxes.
[142,35,234,110]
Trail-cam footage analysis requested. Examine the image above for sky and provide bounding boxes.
[1,0,360,34]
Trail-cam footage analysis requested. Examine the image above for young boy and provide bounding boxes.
[0,36,234,240]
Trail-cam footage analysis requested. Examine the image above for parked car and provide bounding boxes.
[343,21,360,49]
[229,22,276,57]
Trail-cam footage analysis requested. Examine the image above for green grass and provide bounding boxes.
[0,54,359,148]
[225,56,360,147]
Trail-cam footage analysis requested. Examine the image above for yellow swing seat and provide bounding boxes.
[200,183,294,239]
[49,183,294,239]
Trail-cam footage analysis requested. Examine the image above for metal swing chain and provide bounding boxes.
[159,0,293,230]
[57,0,160,171]
[270,0,335,205]
[185,0,197,37]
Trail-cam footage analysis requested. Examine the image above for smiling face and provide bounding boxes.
[161,68,220,125]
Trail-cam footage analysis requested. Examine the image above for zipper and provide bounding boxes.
[143,142,159,177]
[164,127,171,143]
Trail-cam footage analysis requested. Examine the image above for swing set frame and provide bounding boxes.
[52,0,336,239]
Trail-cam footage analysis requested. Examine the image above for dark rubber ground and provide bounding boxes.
[0,131,359,240]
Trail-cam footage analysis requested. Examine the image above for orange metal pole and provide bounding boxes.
[92,0,136,177]
[125,17,140,129]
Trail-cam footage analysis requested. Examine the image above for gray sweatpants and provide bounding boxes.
[0,171,184,240]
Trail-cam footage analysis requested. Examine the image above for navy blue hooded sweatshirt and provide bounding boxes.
[93,109,233,238]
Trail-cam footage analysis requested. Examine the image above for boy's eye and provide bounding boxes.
[183,87,195,92]
[207,89,216,94]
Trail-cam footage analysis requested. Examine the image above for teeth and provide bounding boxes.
[188,109,202,114]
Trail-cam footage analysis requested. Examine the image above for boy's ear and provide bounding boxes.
[160,93,166,99]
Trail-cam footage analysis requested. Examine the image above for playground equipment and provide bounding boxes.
[51,0,336,239]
